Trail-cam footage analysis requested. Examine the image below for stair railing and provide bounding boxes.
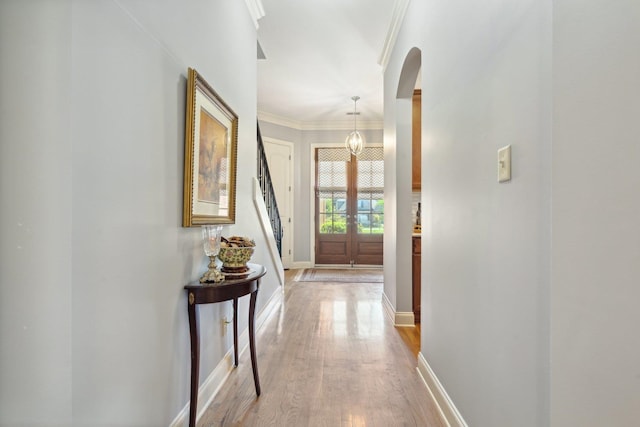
[256,123,283,256]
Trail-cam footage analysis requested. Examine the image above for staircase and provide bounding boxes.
[256,123,283,256]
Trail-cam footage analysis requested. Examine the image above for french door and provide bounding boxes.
[314,146,384,265]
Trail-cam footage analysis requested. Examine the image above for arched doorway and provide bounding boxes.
[383,47,421,328]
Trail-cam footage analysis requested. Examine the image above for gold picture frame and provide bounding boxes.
[183,68,238,226]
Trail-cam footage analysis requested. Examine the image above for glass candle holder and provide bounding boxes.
[200,225,224,283]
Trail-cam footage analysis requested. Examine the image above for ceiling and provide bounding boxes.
[256,0,396,126]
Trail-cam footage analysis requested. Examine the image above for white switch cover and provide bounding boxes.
[498,145,511,182]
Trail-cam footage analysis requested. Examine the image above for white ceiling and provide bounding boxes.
[256,0,396,126]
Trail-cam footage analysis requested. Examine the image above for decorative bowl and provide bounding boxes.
[218,246,254,270]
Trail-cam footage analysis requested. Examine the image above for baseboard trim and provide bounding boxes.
[169,287,283,427]
[381,292,415,326]
[381,291,395,323]
[417,352,468,427]
[310,264,383,269]
[395,311,415,326]
[291,261,313,269]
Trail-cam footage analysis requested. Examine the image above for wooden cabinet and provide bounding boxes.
[412,89,421,190]
[412,235,421,323]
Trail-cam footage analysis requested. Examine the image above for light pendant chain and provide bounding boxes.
[353,97,357,132]
[345,95,364,156]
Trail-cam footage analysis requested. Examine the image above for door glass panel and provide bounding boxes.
[319,191,347,234]
[357,192,384,234]
[318,193,347,234]
[317,149,350,235]
[357,147,384,234]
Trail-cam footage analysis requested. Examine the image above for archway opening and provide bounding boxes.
[384,46,421,333]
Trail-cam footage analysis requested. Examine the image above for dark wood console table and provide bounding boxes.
[184,263,266,427]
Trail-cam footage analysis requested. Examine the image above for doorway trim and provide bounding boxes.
[309,141,384,267]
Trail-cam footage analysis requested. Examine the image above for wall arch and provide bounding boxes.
[384,46,421,325]
[397,47,421,99]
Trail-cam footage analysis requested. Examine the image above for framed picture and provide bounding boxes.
[183,68,238,226]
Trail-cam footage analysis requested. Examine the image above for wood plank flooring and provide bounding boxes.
[395,323,421,358]
[198,269,443,427]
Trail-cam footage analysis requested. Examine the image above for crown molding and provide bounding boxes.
[303,121,384,131]
[378,0,410,72]
[244,0,265,29]
[258,111,303,129]
[258,111,383,131]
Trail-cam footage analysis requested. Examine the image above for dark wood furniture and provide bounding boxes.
[412,89,422,190]
[184,263,267,427]
[412,236,421,322]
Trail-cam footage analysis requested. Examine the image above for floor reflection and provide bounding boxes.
[200,272,441,427]
[318,298,384,339]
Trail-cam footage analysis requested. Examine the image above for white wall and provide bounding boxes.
[383,96,414,314]
[1,1,281,425]
[386,0,552,425]
[389,0,640,425]
[551,0,640,425]
[0,1,73,424]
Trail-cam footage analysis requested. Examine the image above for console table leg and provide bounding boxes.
[187,302,199,427]
[249,288,261,396]
[233,297,238,367]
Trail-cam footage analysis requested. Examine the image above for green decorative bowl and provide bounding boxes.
[218,246,254,270]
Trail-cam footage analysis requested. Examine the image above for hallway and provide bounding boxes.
[198,270,442,426]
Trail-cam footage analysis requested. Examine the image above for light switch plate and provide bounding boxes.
[498,145,511,182]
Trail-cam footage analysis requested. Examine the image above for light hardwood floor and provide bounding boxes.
[395,323,421,358]
[198,269,443,426]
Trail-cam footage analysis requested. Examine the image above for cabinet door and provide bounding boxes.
[412,89,421,190]
[412,236,421,323]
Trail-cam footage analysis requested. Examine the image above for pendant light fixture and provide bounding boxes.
[345,96,365,156]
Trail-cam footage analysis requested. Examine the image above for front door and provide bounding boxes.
[314,147,384,265]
